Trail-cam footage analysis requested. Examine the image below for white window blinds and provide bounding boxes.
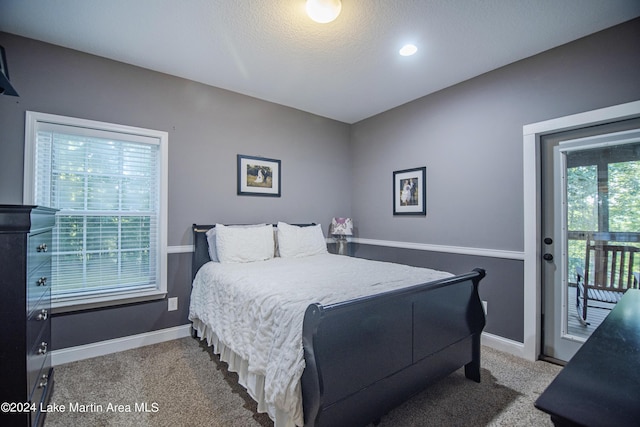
[25,112,167,308]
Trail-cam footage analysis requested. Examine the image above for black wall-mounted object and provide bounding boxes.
[0,46,19,96]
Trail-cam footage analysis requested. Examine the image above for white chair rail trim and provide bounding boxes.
[166,239,524,260]
[352,238,524,260]
[167,245,194,254]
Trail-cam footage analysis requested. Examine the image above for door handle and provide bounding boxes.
[543,253,553,261]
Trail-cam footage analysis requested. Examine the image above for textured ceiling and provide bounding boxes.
[1,0,639,123]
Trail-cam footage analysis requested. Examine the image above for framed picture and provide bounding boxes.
[237,154,281,197]
[393,166,426,215]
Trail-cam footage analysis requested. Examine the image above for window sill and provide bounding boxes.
[51,289,167,314]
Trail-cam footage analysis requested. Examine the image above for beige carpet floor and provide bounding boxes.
[44,337,561,427]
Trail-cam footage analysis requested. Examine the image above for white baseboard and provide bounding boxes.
[51,324,193,366]
[51,324,526,367]
[481,331,527,359]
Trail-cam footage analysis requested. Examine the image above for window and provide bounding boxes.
[24,112,167,310]
[565,141,640,282]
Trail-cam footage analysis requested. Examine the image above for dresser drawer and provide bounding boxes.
[28,321,51,398]
[29,355,51,404]
[29,366,53,427]
[0,205,56,427]
[27,230,52,274]
[27,258,51,314]
[27,290,50,350]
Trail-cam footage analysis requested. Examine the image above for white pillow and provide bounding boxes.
[206,224,271,262]
[277,222,328,258]
[215,223,275,263]
[205,227,219,262]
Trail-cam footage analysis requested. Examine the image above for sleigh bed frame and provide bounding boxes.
[191,224,486,427]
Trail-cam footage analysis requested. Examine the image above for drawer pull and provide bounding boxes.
[36,309,49,321]
[38,374,49,388]
[36,277,48,286]
[37,243,48,252]
[37,342,48,355]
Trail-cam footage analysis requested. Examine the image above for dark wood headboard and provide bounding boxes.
[191,223,317,280]
[192,224,215,280]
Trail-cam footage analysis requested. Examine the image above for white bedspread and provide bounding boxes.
[188,253,452,426]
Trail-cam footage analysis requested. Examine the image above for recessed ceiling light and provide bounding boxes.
[399,44,418,56]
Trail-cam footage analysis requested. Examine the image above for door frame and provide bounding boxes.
[522,100,640,361]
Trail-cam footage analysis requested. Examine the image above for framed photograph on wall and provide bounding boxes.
[393,166,426,215]
[237,154,281,197]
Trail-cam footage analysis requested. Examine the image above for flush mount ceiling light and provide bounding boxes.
[306,0,342,24]
[399,44,418,56]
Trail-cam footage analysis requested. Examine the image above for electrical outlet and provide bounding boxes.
[168,297,178,312]
[482,300,488,315]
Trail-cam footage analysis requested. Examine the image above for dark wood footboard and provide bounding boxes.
[301,268,486,427]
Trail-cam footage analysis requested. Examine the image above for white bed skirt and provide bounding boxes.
[191,319,302,427]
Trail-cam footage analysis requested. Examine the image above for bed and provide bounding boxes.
[189,222,486,427]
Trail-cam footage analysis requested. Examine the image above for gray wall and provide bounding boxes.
[0,32,351,349]
[351,18,640,251]
[0,33,352,244]
[351,244,523,341]
[349,18,640,343]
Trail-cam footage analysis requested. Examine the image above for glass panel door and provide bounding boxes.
[542,127,640,362]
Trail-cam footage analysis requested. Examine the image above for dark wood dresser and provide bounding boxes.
[535,289,640,426]
[0,205,57,427]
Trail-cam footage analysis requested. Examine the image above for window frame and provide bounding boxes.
[24,111,168,312]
